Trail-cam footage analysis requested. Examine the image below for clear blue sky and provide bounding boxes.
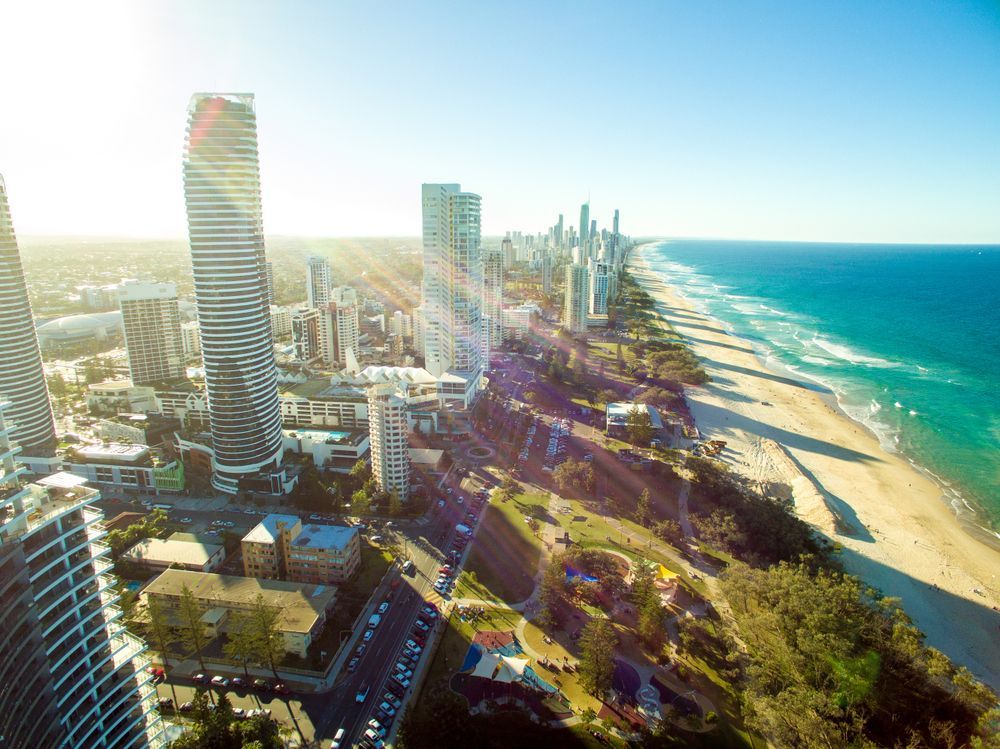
[2,0,999,242]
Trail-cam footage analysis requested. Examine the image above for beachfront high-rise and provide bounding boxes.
[563,263,590,334]
[0,175,57,455]
[483,248,504,353]
[118,281,184,385]
[0,402,166,748]
[306,255,332,309]
[419,183,485,402]
[183,93,287,495]
[367,383,410,502]
[579,200,590,250]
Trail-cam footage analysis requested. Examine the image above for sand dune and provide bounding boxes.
[631,249,1000,691]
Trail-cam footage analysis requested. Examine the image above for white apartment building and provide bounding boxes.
[389,310,413,339]
[419,183,484,403]
[306,255,332,309]
[563,263,590,334]
[270,305,293,338]
[0,402,166,748]
[118,281,184,385]
[180,320,201,358]
[319,286,359,367]
[183,93,287,495]
[589,260,611,315]
[367,383,410,501]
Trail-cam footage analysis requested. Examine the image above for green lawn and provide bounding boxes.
[455,491,549,605]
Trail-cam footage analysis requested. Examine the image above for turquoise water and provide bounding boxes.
[640,240,1000,535]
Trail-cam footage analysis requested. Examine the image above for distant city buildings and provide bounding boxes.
[419,183,485,402]
[367,382,410,501]
[579,200,590,250]
[180,319,201,358]
[118,280,184,385]
[183,93,287,495]
[291,307,321,361]
[270,305,293,339]
[0,175,57,454]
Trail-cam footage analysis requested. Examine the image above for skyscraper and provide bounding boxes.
[319,286,360,368]
[483,248,504,353]
[291,307,321,361]
[613,208,619,236]
[420,183,484,400]
[367,383,410,501]
[306,255,332,308]
[0,401,166,748]
[579,201,590,249]
[264,260,276,305]
[589,260,611,315]
[0,176,57,456]
[563,263,590,334]
[183,93,286,495]
[556,213,564,248]
[119,281,184,385]
[541,253,553,296]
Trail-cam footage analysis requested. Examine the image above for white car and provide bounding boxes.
[210,676,229,687]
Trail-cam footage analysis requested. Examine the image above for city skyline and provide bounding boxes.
[2,1,999,243]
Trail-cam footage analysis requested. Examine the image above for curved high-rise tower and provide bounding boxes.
[182,94,285,494]
[0,175,57,454]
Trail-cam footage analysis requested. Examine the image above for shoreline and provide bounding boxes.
[628,243,1000,691]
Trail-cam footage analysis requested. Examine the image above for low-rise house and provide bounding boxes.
[121,536,225,572]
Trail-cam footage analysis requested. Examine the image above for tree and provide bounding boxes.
[248,593,285,680]
[350,458,368,480]
[580,706,597,728]
[223,611,258,678]
[653,518,683,546]
[170,690,283,749]
[351,488,370,515]
[638,596,666,652]
[578,618,618,696]
[636,488,652,528]
[177,584,209,671]
[626,404,655,446]
[388,491,403,516]
[137,594,180,705]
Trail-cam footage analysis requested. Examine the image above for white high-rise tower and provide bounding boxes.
[0,175,56,454]
[306,255,332,308]
[420,183,484,401]
[483,248,504,353]
[183,93,286,495]
[119,281,184,385]
[367,383,410,501]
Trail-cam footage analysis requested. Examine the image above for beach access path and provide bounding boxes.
[630,248,1000,691]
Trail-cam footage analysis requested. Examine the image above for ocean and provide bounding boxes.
[640,240,1000,536]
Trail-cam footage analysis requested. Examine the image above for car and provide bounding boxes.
[456,496,464,504]
[363,728,384,744]
[411,634,426,647]
[379,701,397,716]
[405,640,422,652]
[192,673,207,684]
[438,565,453,574]
[273,683,290,695]
[393,675,411,688]
[394,666,413,679]
[378,601,390,614]
[309,514,322,521]
[437,499,445,508]
[179,517,193,524]
[179,701,194,712]
[422,608,438,619]
[375,709,393,726]
[211,675,230,687]
[355,644,367,657]
[232,707,246,718]
[247,708,271,719]
[331,727,346,749]
[253,678,270,691]
[402,647,418,660]
[356,684,371,703]
[383,692,402,709]
[157,697,174,710]
[400,657,416,669]
[413,620,430,632]
[348,657,360,672]
[367,719,386,736]
[146,666,165,682]
[386,680,406,698]
[364,629,374,642]
[231,677,246,688]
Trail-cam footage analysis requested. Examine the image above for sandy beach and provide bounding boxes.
[630,247,1000,691]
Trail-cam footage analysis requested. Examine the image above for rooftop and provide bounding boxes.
[243,513,301,544]
[121,537,223,567]
[143,568,335,634]
[292,523,358,551]
[606,402,664,429]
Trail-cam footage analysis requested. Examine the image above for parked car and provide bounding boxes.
[273,683,290,695]
[210,675,230,688]
[356,684,370,703]
[179,701,194,712]
[348,657,360,672]
[379,701,397,716]
[192,673,207,684]
[378,601,390,614]
[231,677,246,688]
[253,678,270,691]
